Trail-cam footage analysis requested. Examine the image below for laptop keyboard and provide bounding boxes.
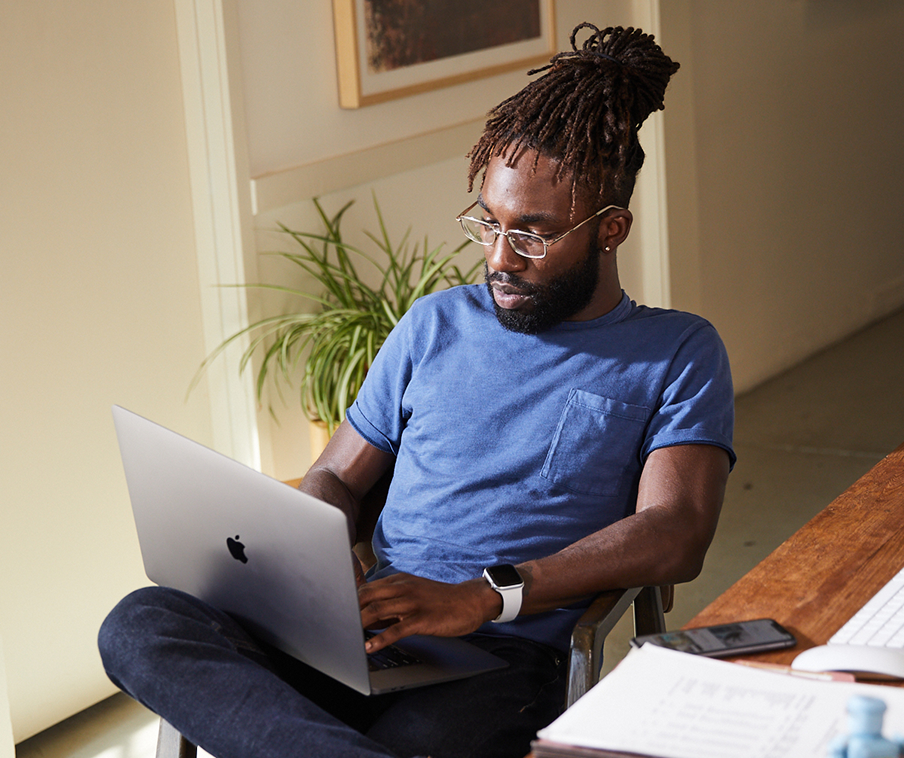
[365,632,423,671]
[830,565,904,648]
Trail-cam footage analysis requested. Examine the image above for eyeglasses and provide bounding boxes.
[455,202,622,260]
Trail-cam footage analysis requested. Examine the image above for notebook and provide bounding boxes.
[111,405,507,695]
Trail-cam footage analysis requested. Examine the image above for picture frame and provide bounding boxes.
[332,0,556,109]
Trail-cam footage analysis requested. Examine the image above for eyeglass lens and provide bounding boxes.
[459,217,545,258]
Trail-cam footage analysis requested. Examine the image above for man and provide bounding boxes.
[99,23,734,758]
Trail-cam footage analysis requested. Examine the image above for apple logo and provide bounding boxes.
[226,535,248,564]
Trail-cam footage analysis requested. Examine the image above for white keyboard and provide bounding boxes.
[830,565,904,648]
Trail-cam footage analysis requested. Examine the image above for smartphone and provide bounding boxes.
[629,618,796,658]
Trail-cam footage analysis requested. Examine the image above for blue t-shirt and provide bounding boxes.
[346,286,734,651]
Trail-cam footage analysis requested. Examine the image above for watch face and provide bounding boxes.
[487,564,523,588]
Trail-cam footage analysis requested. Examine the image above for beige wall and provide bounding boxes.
[662,0,904,392]
[0,0,214,742]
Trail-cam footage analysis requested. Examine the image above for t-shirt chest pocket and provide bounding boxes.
[540,389,650,497]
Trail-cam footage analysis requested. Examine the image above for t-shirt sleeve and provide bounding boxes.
[641,322,736,468]
[344,309,415,456]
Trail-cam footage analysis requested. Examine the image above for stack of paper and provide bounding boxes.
[534,644,904,758]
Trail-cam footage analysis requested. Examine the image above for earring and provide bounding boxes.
[605,246,611,252]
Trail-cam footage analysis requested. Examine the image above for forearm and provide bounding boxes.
[298,466,361,543]
[516,505,713,615]
[518,444,730,615]
[297,420,396,545]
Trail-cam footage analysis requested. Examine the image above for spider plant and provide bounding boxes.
[193,195,480,433]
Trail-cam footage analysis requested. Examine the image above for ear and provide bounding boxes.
[598,208,633,252]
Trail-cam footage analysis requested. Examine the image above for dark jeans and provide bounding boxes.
[98,587,565,758]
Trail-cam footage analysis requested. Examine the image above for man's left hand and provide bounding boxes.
[358,573,501,653]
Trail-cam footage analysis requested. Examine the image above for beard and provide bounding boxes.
[484,241,603,334]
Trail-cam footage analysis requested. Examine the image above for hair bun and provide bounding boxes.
[532,24,680,128]
[569,22,624,66]
[467,21,680,207]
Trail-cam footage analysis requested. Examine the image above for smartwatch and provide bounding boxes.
[483,564,524,623]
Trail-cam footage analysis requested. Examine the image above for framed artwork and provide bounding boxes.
[332,0,556,108]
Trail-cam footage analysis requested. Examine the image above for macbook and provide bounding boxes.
[111,405,507,695]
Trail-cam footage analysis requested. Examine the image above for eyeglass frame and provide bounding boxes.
[455,201,624,260]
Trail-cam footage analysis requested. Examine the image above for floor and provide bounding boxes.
[15,307,904,758]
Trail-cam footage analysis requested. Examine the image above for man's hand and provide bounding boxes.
[352,552,367,589]
[358,573,502,653]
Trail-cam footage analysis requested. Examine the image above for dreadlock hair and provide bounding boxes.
[467,23,680,209]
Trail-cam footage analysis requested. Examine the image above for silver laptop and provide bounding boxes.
[112,405,506,695]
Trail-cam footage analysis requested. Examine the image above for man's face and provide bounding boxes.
[477,150,616,334]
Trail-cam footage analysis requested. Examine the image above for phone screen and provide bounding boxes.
[630,618,796,658]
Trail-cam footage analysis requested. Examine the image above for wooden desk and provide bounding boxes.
[686,441,904,671]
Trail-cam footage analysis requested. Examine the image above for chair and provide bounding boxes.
[566,584,671,707]
[153,472,672,757]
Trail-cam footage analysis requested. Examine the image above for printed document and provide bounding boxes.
[536,644,904,758]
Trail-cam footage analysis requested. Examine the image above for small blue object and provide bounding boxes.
[827,695,903,757]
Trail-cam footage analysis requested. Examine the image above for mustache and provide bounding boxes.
[484,267,539,296]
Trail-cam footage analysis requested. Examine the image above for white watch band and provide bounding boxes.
[483,566,524,623]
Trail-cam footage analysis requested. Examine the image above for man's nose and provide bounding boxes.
[485,231,527,274]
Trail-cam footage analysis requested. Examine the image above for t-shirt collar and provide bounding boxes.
[547,291,633,331]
